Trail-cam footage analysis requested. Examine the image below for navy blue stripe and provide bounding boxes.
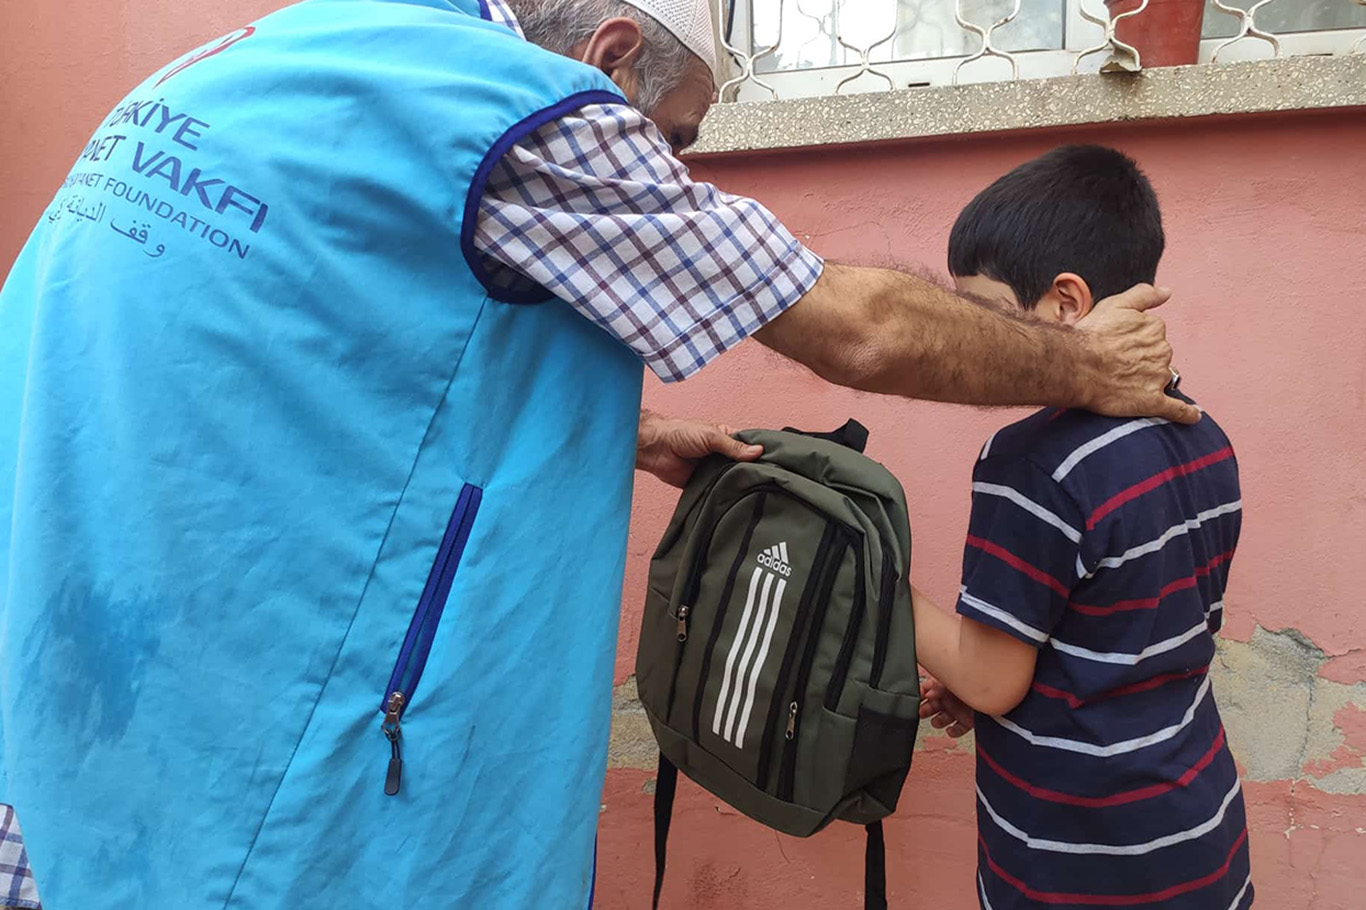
[460,90,626,304]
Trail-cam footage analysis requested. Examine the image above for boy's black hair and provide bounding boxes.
[948,145,1165,308]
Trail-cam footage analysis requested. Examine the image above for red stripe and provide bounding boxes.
[977,726,1226,808]
[980,827,1248,906]
[1031,665,1210,709]
[1086,447,1235,531]
[966,535,1070,598]
[1070,552,1233,617]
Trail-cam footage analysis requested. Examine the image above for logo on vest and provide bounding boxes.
[757,542,792,577]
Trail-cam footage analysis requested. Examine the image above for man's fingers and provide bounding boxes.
[1154,393,1202,426]
[710,428,763,462]
[1095,283,1172,314]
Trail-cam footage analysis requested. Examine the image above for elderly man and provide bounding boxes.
[0,0,1192,908]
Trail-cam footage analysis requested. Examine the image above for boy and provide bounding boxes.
[912,146,1252,909]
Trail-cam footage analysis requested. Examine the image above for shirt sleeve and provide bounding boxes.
[472,102,824,383]
[955,454,1086,647]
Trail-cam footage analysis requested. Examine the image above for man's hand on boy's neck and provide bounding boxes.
[755,264,1199,425]
[950,273,1196,424]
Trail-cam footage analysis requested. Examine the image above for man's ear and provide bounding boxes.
[574,18,645,102]
[1051,273,1094,327]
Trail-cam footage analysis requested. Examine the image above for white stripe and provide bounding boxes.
[994,676,1211,756]
[1095,500,1243,572]
[959,588,1047,643]
[723,571,775,743]
[1076,553,1088,580]
[1226,875,1252,910]
[1052,418,1168,482]
[972,482,1081,543]
[712,567,764,737]
[979,430,999,461]
[734,576,787,748]
[778,541,788,563]
[1209,600,1225,615]
[977,874,995,910]
[1051,620,1207,666]
[976,777,1243,855]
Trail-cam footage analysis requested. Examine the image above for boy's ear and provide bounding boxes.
[1051,273,1094,327]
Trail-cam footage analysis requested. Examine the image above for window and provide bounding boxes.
[729,0,1366,100]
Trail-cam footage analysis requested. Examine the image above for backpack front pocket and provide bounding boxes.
[378,482,482,796]
[684,490,846,787]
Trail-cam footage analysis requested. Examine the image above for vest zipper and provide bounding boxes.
[755,523,838,793]
[382,691,405,796]
[778,535,849,802]
[379,482,482,796]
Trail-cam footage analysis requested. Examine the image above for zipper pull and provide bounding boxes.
[382,690,405,796]
[785,701,798,740]
[676,605,691,642]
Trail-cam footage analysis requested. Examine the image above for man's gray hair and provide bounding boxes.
[505,0,696,114]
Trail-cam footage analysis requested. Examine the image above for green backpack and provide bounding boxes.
[636,420,918,909]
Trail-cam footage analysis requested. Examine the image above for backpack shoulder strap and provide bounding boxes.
[865,820,888,910]
[653,756,888,910]
[652,753,678,909]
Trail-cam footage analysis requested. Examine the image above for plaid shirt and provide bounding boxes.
[0,805,41,910]
[474,0,823,383]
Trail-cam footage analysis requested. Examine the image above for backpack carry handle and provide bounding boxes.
[781,418,869,454]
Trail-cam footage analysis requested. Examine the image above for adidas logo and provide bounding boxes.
[756,542,792,577]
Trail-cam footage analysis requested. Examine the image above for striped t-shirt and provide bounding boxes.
[957,398,1252,910]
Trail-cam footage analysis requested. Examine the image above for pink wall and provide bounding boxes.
[603,112,1366,909]
[3,3,1365,907]
[0,0,286,268]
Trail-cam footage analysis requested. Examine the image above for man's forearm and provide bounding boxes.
[758,264,1093,407]
[755,263,1196,423]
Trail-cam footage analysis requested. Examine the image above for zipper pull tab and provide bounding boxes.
[785,701,798,740]
[676,605,691,642]
[382,691,405,796]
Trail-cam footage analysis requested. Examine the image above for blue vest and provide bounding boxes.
[0,2,641,907]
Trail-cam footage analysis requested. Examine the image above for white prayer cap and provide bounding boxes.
[618,0,718,75]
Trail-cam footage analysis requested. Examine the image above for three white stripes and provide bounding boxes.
[713,565,786,748]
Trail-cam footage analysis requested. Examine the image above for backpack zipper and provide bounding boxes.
[822,543,867,711]
[379,482,482,796]
[669,470,747,643]
[868,548,899,689]
[655,463,736,561]
[778,535,849,802]
[664,489,764,724]
[754,523,838,793]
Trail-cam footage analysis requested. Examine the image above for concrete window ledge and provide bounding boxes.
[689,54,1366,156]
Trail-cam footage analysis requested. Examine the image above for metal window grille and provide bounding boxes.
[715,0,1366,101]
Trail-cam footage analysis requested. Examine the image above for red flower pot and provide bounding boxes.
[1104,0,1206,67]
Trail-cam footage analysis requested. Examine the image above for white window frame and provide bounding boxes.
[729,1,1366,101]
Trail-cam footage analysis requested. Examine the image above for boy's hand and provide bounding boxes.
[636,410,763,488]
[920,676,974,738]
[1078,285,1201,426]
